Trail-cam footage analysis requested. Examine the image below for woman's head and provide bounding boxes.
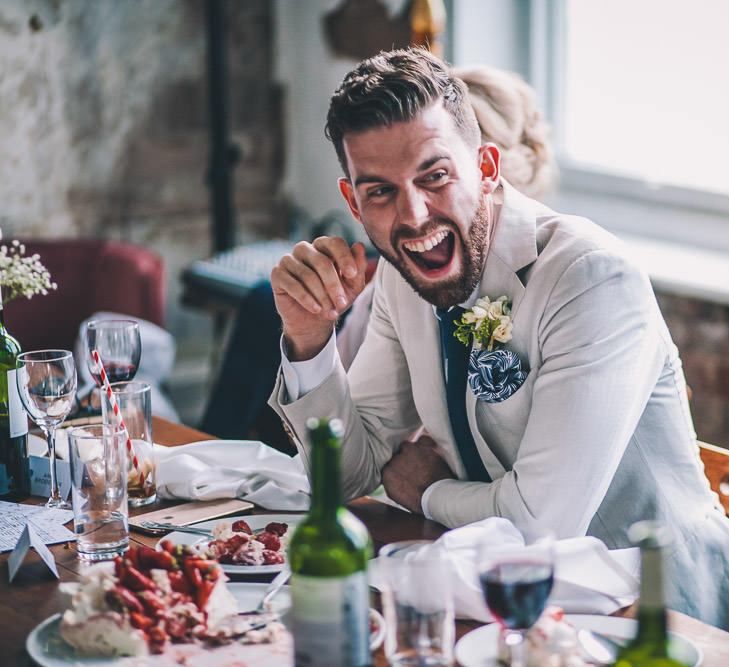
[452,65,555,199]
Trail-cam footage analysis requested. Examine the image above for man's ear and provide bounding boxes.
[338,177,363,224]
[478,143,501,194]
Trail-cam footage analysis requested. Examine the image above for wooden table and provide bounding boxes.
[2,417,729,665]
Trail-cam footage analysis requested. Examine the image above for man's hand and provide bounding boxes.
[270,237,368,361]
[381,436,456,513]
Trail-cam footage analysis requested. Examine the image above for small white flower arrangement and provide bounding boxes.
[455,295,513,351]
[0,238,57,305]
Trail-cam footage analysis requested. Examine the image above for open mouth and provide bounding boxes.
[402,229,455,274]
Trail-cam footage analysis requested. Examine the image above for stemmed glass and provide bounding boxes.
[85,319,141,420]
[478,538,554,667]
[16,350,77,509]
[85,319,141,385]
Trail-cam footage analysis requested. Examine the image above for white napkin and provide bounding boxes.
[154,440,311,511]
[370,517,640,622]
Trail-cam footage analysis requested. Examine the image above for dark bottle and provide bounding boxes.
[0,284,30,499]
[289,417,373,667]
[613,521,688,667]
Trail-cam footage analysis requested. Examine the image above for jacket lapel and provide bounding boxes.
[465,180,539,479]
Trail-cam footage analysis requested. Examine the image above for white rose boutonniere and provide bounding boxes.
[453,295,528,403]
[454,295,513,352]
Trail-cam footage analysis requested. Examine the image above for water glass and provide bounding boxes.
[68,424,129,561]
[380,540,455,666]
[110,381,156,506]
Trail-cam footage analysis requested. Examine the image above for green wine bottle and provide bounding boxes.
[289,417,373,667]
[613,521,688,667]
[0,284,30,499]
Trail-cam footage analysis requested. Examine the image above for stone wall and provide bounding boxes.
[657,292,729,448]
[0,0,281,422]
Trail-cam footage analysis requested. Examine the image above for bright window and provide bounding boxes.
[562,0,729,196]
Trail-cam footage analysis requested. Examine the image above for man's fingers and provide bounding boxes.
[295,241,352,312]
[272,237,366,319]
[312,236,360,280]
[343,242,369,294]
[271,264,324,315]
[273,254,338,318]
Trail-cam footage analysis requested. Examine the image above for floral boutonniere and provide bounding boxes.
[455,296,527,403]
[454,295,513,352]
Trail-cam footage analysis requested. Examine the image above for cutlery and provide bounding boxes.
[140,521,214,537]
[239,566,292,615]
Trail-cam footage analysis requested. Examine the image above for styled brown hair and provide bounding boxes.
[326,47,481,176]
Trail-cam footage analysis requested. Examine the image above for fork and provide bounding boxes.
[141,521,214,537]
[238,566,292,615]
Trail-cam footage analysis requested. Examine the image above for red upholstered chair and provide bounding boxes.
[4,239,165,352]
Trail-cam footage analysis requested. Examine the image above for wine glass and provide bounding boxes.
[478,537,554,667]
[16,350,77,509]
[85,319,141,419]
[85,319,141,384]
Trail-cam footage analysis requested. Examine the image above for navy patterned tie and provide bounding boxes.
[436,308,491,482]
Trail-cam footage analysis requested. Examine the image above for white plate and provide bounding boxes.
[455,614,702,666]
[26,583,385,665]
[160,513,303,575]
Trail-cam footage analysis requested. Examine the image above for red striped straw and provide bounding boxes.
[90,349,143,483]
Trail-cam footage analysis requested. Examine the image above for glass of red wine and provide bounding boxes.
[85,319,141,385]
[478,537,554,667]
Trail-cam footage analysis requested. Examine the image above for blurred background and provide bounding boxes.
[1,0,728,447]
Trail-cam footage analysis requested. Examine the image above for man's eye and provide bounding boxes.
[423,171,447,184]
[368,186,392,199]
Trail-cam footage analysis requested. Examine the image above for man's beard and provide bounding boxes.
[371,200,492,310]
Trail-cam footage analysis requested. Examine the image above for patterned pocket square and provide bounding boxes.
[468,349,527,403]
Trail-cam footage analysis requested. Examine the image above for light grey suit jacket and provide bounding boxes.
[270,181,729,628]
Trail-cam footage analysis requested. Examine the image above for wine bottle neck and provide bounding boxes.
[635,546,669,643]
[310,438,343,520]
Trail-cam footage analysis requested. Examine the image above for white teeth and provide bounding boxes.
[404,230,448,253]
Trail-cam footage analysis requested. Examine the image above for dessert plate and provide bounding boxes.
[27,583,385,665]
[160,513,303,575]
[454,614,702,666]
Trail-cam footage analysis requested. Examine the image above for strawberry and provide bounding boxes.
[123,565,158,592]
[129,611,154,631]
[255,531,281,551]
[262,549,285,565]
[232,519,252,534]
[264,521,288,536]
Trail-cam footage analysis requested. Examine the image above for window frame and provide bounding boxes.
[528,0,729,253]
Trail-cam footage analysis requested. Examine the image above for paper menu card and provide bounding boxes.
[8,522,60,582]
[0,500,75,553]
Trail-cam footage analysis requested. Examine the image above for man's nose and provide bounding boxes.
[396,185,430,229]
